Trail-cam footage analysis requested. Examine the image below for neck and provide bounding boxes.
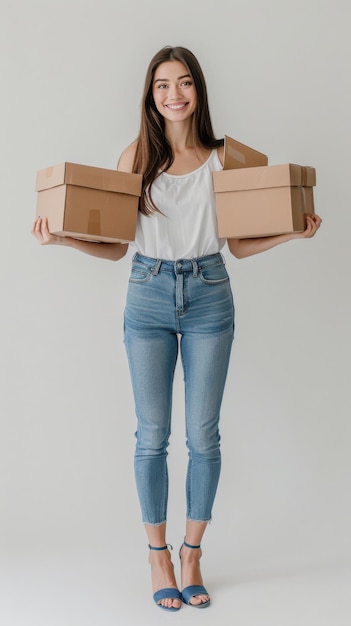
[164,119,197,152]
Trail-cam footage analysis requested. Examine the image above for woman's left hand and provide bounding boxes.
[293,213,322,239]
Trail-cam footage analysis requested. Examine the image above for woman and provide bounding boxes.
[32,45,321,611]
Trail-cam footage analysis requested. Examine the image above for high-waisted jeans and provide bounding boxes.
[124,252,235,525]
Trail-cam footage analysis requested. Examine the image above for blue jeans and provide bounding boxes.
[124,252,235,525]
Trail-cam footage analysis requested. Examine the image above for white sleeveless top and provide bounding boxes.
[131,149,225,260]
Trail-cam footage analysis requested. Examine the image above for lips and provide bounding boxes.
[165,102,188,111]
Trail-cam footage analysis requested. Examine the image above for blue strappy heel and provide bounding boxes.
[148,544,182,611]
[179,540,211,608]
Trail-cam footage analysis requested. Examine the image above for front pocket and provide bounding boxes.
[129,262,153,284]
[199,263,229,285]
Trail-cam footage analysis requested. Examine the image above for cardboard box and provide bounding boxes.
[36,162,142,242]
[222,135,268,169]
[213,138,316,238]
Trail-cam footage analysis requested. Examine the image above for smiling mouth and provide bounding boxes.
[165,103,188,111]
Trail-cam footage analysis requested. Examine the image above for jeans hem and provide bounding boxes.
[186,516,212,524]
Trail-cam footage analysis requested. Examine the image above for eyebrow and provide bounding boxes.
[154,74,191,83]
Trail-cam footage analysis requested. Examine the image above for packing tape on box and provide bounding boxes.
[87,209,101,235]
[298,184,315,216]
[226,144,246,165]
[299,186,306,213]
[300,166,316,187]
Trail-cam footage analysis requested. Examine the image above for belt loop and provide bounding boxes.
[191,259,198,277]
[151,259,162,275]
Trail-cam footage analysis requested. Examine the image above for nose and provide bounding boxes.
[168,84,182,100]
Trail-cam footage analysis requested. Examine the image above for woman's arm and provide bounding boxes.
[227,213,322,259]
[31,217,129,261]
[117,140,138,172]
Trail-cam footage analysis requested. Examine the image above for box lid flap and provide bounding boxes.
[213,163,316,192]
[223,135,268,170]
[36,162,143,196]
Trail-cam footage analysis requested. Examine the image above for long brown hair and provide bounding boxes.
[132,46,224,215]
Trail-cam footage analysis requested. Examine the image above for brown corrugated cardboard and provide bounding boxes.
[213,163,316,238]
[36,162,142,242]
[223,135,268,169]
[213,138,316,238]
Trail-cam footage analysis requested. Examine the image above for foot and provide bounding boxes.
[149,547,181,610]
[180,544,210,606]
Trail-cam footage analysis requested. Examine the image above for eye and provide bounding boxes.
[157,83,168,89]
[181,80,192,87]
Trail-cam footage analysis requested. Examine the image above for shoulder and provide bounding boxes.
[216,145,224,166]
[117,140,138,172]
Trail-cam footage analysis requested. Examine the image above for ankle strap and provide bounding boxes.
[183,540,201,549]
[148,543,173,551]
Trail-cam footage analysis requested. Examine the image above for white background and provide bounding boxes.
[1,0,350,624]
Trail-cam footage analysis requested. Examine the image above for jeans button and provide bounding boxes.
[177,263,182,269]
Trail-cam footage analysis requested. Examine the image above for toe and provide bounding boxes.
[190,593,210,606]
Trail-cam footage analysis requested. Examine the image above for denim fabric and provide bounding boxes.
[124,252,235,525]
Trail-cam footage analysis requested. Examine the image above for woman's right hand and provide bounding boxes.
[31,216,128,260]
[31,217,66,246]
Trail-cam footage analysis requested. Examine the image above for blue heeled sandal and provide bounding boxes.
[149,544,182,611]
[179,540,211,608]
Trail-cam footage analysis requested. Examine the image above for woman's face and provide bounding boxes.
[152,60,197,123]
